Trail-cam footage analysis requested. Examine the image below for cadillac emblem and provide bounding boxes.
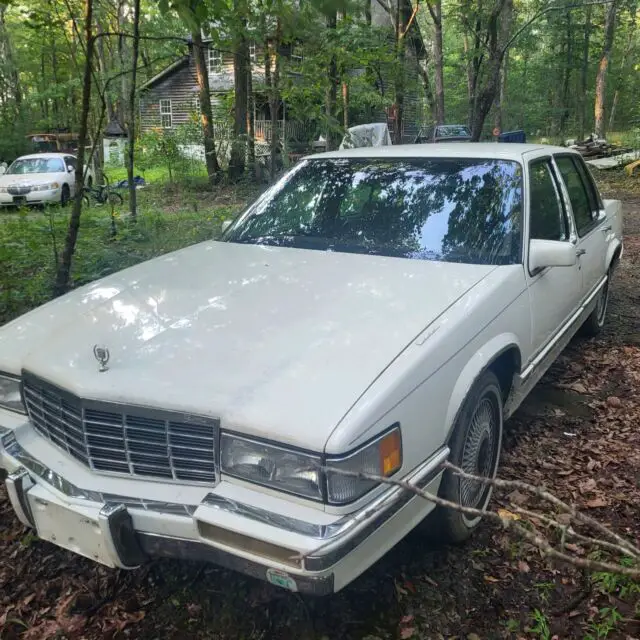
[93,344,110,372]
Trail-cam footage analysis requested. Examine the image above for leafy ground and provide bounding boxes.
[1,171,640,639]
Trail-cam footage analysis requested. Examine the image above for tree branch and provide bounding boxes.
[310,464,640,579]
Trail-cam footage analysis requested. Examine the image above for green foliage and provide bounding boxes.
[526,609,551,640]
[0,195,239,326]
[585,607,624,640]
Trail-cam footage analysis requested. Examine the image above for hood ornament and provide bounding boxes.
[93,344,110,372]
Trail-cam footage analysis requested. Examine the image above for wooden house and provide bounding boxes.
[139,4,428,148]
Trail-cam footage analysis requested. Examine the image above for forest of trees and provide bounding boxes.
[0,0,638,290]
[0,0,638,163]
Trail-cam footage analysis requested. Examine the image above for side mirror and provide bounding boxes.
[529,239,577,272]
[0,166,6,176]
[221,220,232,234]
[67,165,74,173]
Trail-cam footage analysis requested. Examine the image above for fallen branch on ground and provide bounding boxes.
[306,463,640,579]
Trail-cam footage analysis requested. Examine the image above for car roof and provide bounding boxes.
[15,153,73,160]
[307,142,574,162]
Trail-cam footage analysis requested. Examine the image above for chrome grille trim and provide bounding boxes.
[21,372,219,485]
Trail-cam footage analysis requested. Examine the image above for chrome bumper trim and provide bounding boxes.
[1,432,197,515]
[137,532,335,596]
[202,447,448,546]
[2,429,448,575]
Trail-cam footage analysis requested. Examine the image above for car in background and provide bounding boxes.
[415,124,472,143]
[0,153,92,207]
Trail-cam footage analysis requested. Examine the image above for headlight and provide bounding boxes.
[33,183,59,192]
[326,426,402,504]
[221,434,322,500]
[0,374,25,414]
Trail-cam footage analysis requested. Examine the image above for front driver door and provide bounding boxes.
[525,157,583,359]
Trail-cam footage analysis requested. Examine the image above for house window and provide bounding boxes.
[160,99,172,128]
[291,45,303,64]
[208,48,223,73]
[249,43,256,63]
[193,94,200,114]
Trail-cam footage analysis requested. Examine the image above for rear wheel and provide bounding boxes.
[107,191,123,206]
[433,370,503,543]
[580,270,610,337]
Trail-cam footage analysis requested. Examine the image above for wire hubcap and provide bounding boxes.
[460,396,499,513]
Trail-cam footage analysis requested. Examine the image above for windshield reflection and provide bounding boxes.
[225,158,523,266]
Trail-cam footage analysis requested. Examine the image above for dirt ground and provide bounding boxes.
[1,174,639,640]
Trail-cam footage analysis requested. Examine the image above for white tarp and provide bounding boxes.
[339,123,392,150]
[585,151,640,170]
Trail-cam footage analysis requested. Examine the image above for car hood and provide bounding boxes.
[1,241,495,450]
[0,173,53,186]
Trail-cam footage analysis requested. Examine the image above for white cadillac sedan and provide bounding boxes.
[0,144,623,595]
[0,153,92,207]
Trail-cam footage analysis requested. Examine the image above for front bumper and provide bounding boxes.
[0,420,447,595]
[0,189,61,206]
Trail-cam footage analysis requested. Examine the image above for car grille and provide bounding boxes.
[22,373,218,484]
[8,186,31,195]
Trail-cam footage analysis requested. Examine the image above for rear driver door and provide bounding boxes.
[553,154,607,303]
[525,157,583,358]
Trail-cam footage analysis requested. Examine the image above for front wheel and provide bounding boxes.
[60,184,70,207]
[433,370,503,543]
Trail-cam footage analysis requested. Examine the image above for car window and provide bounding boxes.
[529,159,568,241]
[555,156,596,236]
[435,125,471,138]
[6,157,65,174]
[225,158,523,266]
[573,156,602,212]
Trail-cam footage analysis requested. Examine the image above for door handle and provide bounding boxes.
[602,225,612,233]
[576,248,586,257]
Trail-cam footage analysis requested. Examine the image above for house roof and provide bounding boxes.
[140,56,190,91]
[105,119,127,137]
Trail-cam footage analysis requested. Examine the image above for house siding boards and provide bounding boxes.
[140,49,265,131]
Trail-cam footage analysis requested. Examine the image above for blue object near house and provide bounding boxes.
[498,130,526,143]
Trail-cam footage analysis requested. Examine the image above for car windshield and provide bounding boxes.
[436,125,471,138]
[225,158,523,265]
[7,157,65,175]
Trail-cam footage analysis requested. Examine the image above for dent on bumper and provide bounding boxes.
[1,428,448,594]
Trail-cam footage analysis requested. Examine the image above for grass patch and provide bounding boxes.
[0,190,242,325]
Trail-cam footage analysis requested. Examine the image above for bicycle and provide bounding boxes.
[82,176,124,207]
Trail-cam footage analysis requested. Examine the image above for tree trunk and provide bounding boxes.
[269,20,281,182]
[230,0,249,179]
[365,0,372,25]
[469,0,511,141]
[594,0,618,139]
[342,81,349,129]
[558,11,572,135]
[117,0,128,127]
[608,7,636,132]
[247,61,255,176]
[493,50,507,133]
[325,12,339,150]
[463,32,474,106]
[579,4,592,139]
[192,30,221,183]
[126,0,141,219]
[392,0,407,144]
[54,0,94,296]
[417,61,436,121]
[430,0,445,124]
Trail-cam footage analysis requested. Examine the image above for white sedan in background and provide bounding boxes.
[0,153,92,207]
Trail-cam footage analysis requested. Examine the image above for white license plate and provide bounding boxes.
[27,484,117,567]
